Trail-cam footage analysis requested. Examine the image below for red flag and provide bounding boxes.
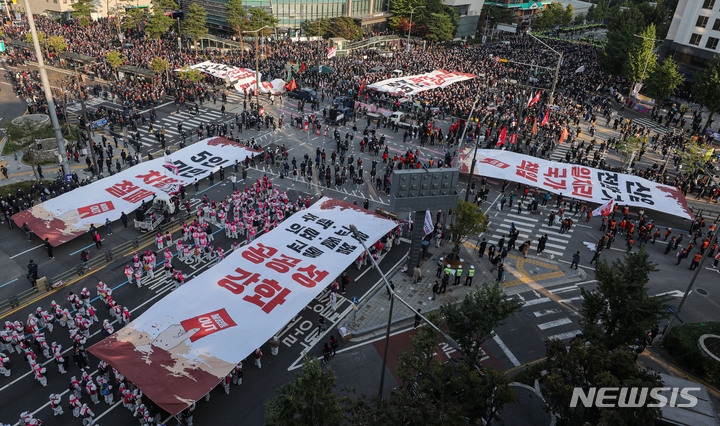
[497,127,507,146]
[285,79,297,92]
[591,199,615,217]
[299,63,306,73]
[510,133,517,144]
[359,79,365,92]
[527,90,541,108]
[559,124,568,144]
[541,108,549,127]
[532,117,538,135]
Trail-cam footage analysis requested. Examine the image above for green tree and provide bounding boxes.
[25,31,46,45]
[145,1,176,39]
[446,200,488,260]
[247,6,279,35]
[226,0,249,52]
[625,23,657,99]
[585,4,610,22]
[122,5,146,30]
[351,311,516,424]
[692,55,720,129]
[150,57,170,84]
[388,0,456,39]
[598,6,645,76]
[533,2,573,29]
[441,283,522,369]
[302,19,329,37]
[644,57,684,100]
[177,66,204,83]
[542,338,663,425]
[71,0,95,26]
[425,12,455,41]
[616,135,644,162]
[46,35,68,52]
[181,2,207,50]
[580,247,670,350]
[678,138,715,174]
[105,51,125,80]
[265,356,347,425]
[484,5,513,25]
[324,17,362,40]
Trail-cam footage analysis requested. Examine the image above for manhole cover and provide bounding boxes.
[697,288,708,295]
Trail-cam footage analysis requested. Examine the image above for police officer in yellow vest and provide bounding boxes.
[454,265,463,286]
[465,265,475,286]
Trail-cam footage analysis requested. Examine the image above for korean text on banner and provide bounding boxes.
[466,150,693,220]
[89,197,397,415]
[367,69,475,97]
[13,138,258,246]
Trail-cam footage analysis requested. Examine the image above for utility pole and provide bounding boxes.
[74,65,100,175]
[407,6,426,50]
[528,33,562,107]
[662,163,720,346]
[23,0,70,174]
[243,25,274,112]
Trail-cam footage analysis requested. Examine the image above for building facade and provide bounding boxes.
[662,0,720,79]
[182,0,386,34]
[484,0,550,22]
[445,0,485,39]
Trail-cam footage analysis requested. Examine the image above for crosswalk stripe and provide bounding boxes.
[548,330,581,340]
[538,318,572,330]
[523,297,550,307]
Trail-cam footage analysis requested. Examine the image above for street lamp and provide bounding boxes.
[460,92,482,202]
[22,0,70,175]
[348,224,461,398]
[242,25,274,112]
[527,33,562,107]
[407,6,426,50]
[661,162,720,346]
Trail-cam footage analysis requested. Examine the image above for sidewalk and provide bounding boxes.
[341,239,585,341]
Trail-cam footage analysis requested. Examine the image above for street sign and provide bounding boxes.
[92,118,107,128]
[64,174,73,183]
[351,296,359,305]
[669,307,678,314]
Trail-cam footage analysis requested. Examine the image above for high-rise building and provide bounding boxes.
[663,0,720,78]
[182,0,387,34]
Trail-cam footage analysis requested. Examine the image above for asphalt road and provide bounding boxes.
[0,86,719,424]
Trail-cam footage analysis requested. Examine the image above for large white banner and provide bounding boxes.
[89,197,397,415]
[367,69,475,96]
[182,61,260,91]
[465,149,693,220]
[13,137,258,245]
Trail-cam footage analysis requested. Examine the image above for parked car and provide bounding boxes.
[288,88,318,103]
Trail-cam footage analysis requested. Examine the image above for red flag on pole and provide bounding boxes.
[559,124,568,144]
[591,199,615,217]
[541,108,549,127]
[532,117,538,135]
[359,79,366,92]
[299,63,306,73]
[510,133,517,144]
[527,90,541,108]
[285,79,297,92]
[497,127,507,146]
